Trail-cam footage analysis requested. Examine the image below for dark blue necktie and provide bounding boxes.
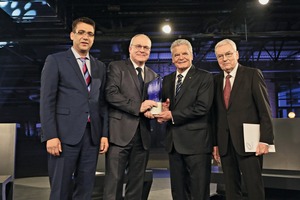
[175,74,183,96]
[136,67,144,92]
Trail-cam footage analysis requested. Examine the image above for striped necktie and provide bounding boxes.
[175,74,183,96]
[80,57,91,92]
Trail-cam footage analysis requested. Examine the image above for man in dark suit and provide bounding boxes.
[103,34,158,200]
[40,17,109,200]
[155,39,214,200]
[212,39,274,200]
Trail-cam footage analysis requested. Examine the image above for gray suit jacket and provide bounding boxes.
[162,66,214,155]
[213,64,274,156]
[105,59,157,150]
[40,49,108,145]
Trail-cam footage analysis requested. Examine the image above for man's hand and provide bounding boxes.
[46,138,62,156]
[144,110,155,119]
[153,99,171,123]
[162,98,170,111]
[213,146,221,164]
[140,100,158,113]
[99,137,109,154]
[255,142,269,156]
[156,110,172,123]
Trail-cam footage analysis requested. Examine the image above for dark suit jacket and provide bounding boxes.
[105,59,157,150]
[213,64,274,156]
[40,49,108,145]
[162,66,214,155]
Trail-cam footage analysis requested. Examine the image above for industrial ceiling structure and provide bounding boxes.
[0,0,300,121]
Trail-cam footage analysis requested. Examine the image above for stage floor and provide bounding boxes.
[13,169,300,200]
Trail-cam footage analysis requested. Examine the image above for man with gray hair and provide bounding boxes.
[156,39,214,200]
[103,34,157,200]
[212,38,274,200]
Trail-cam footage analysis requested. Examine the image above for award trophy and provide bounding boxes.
[147,76,162,114]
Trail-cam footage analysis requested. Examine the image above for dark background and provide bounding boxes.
[0,0,299,178]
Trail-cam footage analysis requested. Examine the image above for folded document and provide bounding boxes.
[243,123,275,152]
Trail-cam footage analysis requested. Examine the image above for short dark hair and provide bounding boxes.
[72,17,95,32]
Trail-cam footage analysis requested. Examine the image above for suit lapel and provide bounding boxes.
[169,73,176,109]
[144,66,153,84]
[228,65,243,109]
[217,73,226,109]
[89,56,100,96]
[67,50,88,93]
[125,59,143,96]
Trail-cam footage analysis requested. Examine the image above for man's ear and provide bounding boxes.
[70,32,74,41]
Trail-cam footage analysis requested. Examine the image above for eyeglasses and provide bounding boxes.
[74,30,95,37]
[216,52,235,60]
[132,44,151,51]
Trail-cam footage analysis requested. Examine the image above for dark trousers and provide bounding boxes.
[103,129,149,200]
[221,138,264,200]
[169,148,211,200]
[48,125,99,200]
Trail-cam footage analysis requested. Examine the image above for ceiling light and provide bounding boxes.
[0,2,9,8]
[23,10,37,20]
[11,2,18,9]
[24,2,32,10]
[288,112,296,118]
[162,24,171,34]
[12,9,21,17]
[0,41,8,48]
[258,0,269,5]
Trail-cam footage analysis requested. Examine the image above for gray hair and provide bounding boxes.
[214,39,237,53]
[170,39,193,55]
[129,34,151,46]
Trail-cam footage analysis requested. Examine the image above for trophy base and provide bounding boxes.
[150,102,162,114]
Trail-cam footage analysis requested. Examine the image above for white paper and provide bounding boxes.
[243,123,275,152]
[150,102,162,114]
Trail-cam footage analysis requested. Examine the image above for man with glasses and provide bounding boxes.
[212,39,274,200]
[40,17,109,200]
[103,34,157,200]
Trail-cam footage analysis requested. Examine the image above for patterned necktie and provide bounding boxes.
[175,74,183,96]
[136,67,144,92]
[223,74,232,109]
[80,57,91,92]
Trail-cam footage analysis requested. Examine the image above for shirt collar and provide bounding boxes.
[176,65,192,78]
[223,63,238,78]
[130,58,145,71]
[71,47,90,60]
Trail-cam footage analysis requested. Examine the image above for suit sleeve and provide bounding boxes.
[98,61,109,137]
[211,75,219,146]
[252,69,274,144]
[40,55,59,141]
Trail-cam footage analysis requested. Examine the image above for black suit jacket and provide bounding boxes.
[105,59,157,150]
[40,49,108,145]
[162,66,214,154]
[213,65,274,156]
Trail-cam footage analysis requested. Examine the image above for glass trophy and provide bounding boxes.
[147,76,162,114]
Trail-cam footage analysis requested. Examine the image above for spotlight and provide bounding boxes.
[258,0,269,5]
[12,9,21,17]
[0,2,9,8]
[288,111,296,118]
[162,24,171,34]
[0,41,8,48]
